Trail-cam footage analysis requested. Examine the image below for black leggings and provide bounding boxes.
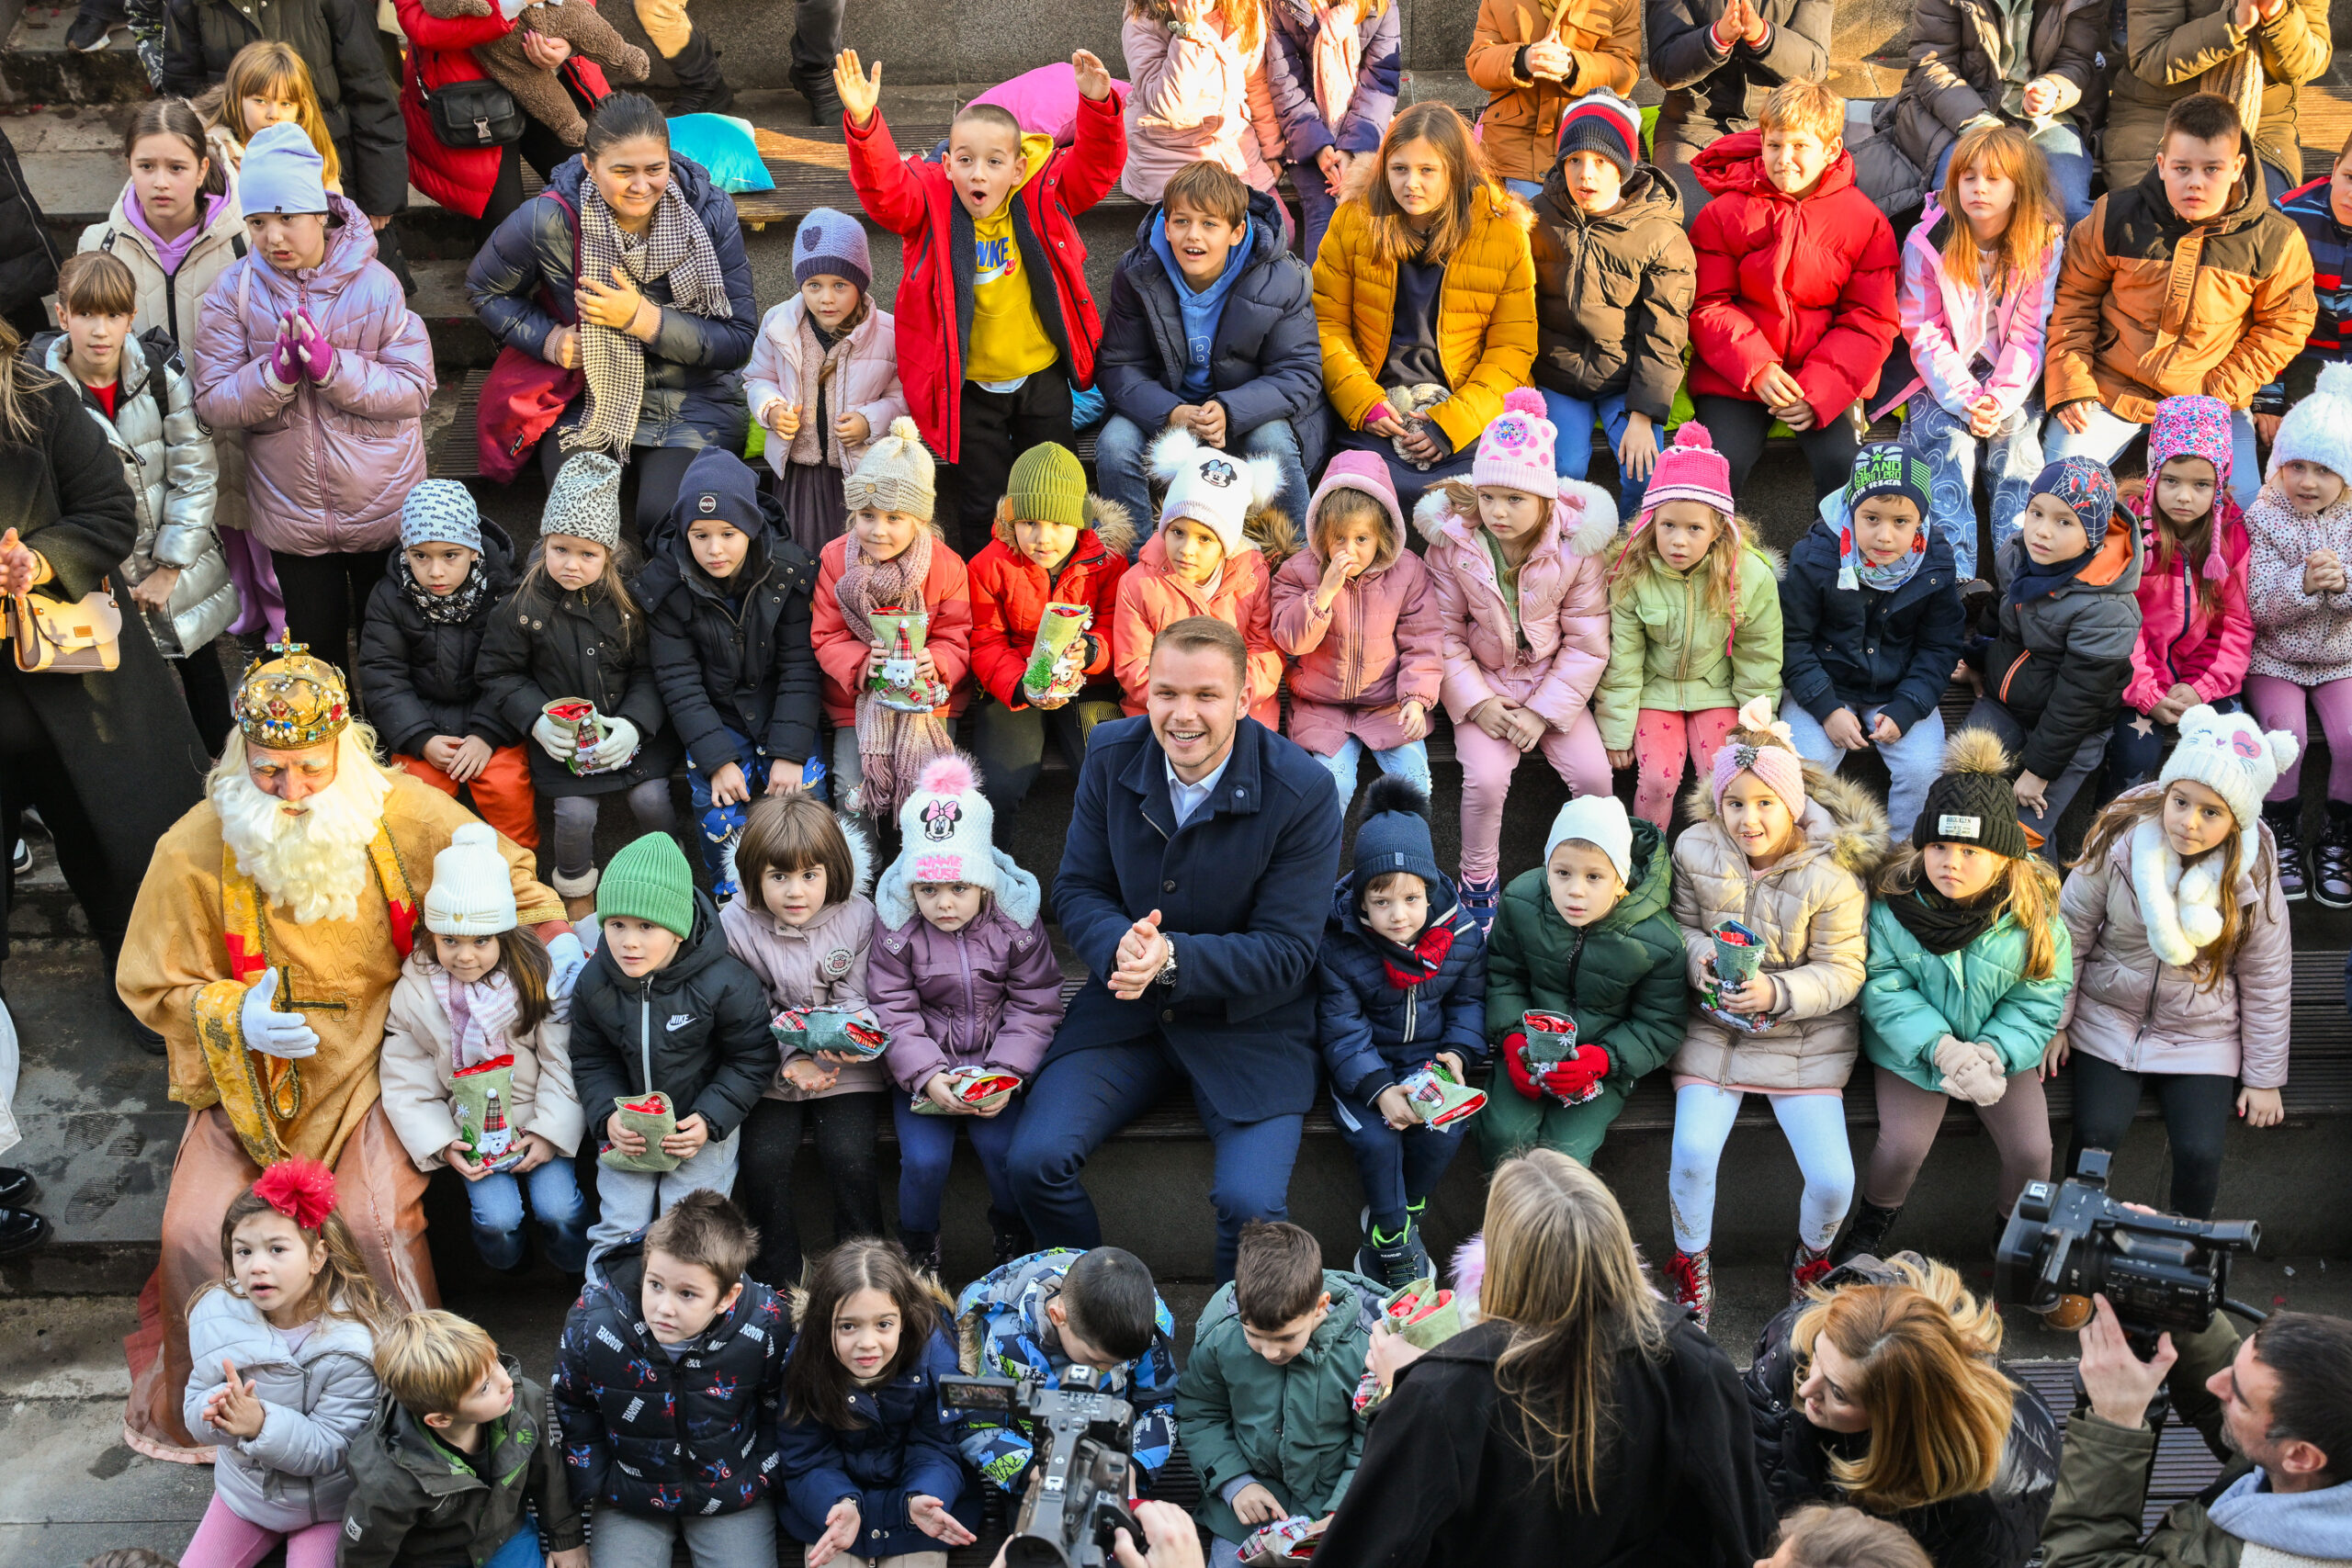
[176,636,236,753]
[1691,392,1863,503]
[538,440,699,548]
[271,549,388,671]
[734,1092,887,1288]
[2065,1054,2239,1219]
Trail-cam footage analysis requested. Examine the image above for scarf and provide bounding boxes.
[1838,516,1930,592]
[788,307,854,468]
[1310,2,1364,138]
[1370,909,1459,989]
[398,556,492,626]
[1887,885,1998,955]
[127,188,223,276]
[836,531,952,818]
[2007,542,2094,608]
[565,178,733,458]
[430,966,521,1072]
[2129,816,2231,966]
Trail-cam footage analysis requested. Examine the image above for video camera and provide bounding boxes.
[1994,1150,2260,1347]
[939,1364,1140,1568]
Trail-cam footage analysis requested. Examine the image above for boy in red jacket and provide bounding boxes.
[1687,79,1899,502]
[835,47,1127,558]
[967,441,1135,840]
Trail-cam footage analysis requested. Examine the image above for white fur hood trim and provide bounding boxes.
[1410,480,1620,558]
[875,845,1042,931]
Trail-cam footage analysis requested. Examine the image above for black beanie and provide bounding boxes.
[1912,728,2031,860]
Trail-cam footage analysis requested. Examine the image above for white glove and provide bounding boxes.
[546,930,587,1002]
[1935,1035,2008,1106]
[590,717,639,770]
[239,970,318,1059]
[532,712,576,761]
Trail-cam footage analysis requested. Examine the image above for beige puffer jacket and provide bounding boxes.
[1669,768,1890,1090]
[379,952,584,1170]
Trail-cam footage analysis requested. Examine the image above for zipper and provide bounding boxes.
[1674,570,1698,684]
[1338,577,1361,704]
[1564,925,1587,1005]
[639,980,653,1094]
[956,925,976,1058]
[1996,649,2030,702]
[1402,982,1418,1043]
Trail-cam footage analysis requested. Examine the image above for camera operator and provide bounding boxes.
[2043,1297,2352,1568]
[984,1500,1206,1568]
[1747,1253,2060,1568]
[1316,1152,1774,1568]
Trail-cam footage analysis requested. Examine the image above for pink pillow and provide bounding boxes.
[969,62,1132,145]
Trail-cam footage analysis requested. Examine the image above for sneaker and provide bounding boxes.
[1355,1208,1427,1292]
[2267,804,2310,901]
[2317,807,2352,908]
[1789,1236,1835,1302]
[1458,874,1499,936]
[8,839,26,876]
[1666,1247,1713,1331]
[64,8,116,50]
[988,1210,1033,1269]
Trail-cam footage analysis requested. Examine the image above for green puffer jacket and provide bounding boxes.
[1860,888,2072,1091]
[1595,542,1785,751]
[1486,816,1688,1081]
[1175,1269,1383,1544]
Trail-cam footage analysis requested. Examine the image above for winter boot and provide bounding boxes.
[2316,801,2352,908]
[989,1209,1034,1269]
[792,65,844,126]
[666,34,735,117]
[1666,1247,1713,1330]
[1459,874,1499,935]
[2265,801,2308,900]
[900,1228,941,1278]
[1789,1236,1836,1302]
[1831,1199,1903,1264]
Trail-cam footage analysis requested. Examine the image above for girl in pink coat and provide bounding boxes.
[1119,0,1287,209]
[1270,450,1443,805]
[1416,387,1620,929]
[190,122,434,661]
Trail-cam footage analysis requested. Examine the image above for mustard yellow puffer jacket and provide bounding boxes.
[1313,183,1541,453]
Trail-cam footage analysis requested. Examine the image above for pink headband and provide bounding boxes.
[1711,696,1808,821]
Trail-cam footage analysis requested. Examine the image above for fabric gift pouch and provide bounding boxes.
[1022,603,1092,701]
[542,698,617,777]
[1239,1515,1327,1564]
[599,1091,681,1173]
[771,1007,889,1060]
[451,1055,526,1172]
[1398,1060,1486,1128]
[866,608,947,713]
[910,1066,1023,1116]
[1519,1009,1604,1107]
[1381,1277,1463,1348]
[1702,919,1775,1035]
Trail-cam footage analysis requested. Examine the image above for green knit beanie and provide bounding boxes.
[597,832,696,938]
[1006,442,1089,531]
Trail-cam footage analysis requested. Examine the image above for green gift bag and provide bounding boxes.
[1380,1277,1464,1349]
[599,1091,681,1173]
[771,1007,888,1060]
[451,1055,525,1173]
[1021,604,1091,701]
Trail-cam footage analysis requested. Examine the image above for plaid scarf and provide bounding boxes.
[835,531,952,818]
[398,557,491,626]
[430,966,521,1072]
[564,179,733,457]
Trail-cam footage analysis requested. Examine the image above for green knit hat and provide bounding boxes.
[1006,442,1088,530]
[597,832,696,938]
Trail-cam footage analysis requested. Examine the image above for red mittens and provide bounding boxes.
[1504,1033,1611,1105]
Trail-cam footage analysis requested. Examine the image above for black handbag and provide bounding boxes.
[414,47,524,149]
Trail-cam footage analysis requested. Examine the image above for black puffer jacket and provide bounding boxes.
[552,1229,787,1517]
[1528,164,1695,421]
[1645,0,1834,150]
[474,570,681,797]
[0,128,60,338]
[568,887,774,1144]
[637,530,821,777]
[1745,1258,2063,1568]
[356,519,520,758]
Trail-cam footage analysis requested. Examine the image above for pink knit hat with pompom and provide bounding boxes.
[1471,388,1560,496]
[1638,421,1736,525]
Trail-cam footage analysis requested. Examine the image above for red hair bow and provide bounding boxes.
[253,1157,338,1231]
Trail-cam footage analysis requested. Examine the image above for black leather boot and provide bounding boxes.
[1832,1199,1903,1264]
[666,33,735,117]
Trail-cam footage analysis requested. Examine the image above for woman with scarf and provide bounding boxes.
[465,92,757,541]
[1840,728,2070,1263]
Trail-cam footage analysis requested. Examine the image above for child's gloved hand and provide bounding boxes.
[546,930,588,1000]
[291,307,335,382]
[531,711,577,761]
[1535,1043,1611,1105]
[268,315,302,386]
[590,717,640,770]
[1499,1032,1544,1101]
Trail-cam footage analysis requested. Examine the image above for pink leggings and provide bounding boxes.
[181,1495,341,1568]
[2245,674,2352,801]
[1632,706,1740,827]
[1455,711,1612,883]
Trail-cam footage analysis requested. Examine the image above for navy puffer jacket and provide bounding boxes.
[637,525,821,774]
[1316,877,1488,1100]
[774,1325,977,1554]
[1781,503,1968,737]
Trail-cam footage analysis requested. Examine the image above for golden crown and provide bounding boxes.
[233,641,352,750]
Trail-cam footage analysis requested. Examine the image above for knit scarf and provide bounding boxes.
[1311,2,1364,135]
[2006,541,2095,608]
[1887,885,1998,955]
[398,557,492,626]
[1371,909,1459,989]
[2129,816,2230,967]
[564,179,732,458]
[430,966,521,1072]
[836,531,952,818]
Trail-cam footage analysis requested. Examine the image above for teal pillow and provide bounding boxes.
[668,113,773,194]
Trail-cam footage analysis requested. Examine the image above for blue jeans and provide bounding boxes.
[466,1154,588,1272]
[684,724,770,897]
[1933,121,2093,231]
[1904,392,2044,581]
[1315,735,1431,807]
[1329,1081,1471,1235]
[1537,387,1649,516]
[2046,400,2260,513]
[484,1525,544,1568]
[2108,694,2241,793]
[1504,177,1544,202]
[1780,696,1948,837]
[892,1090,1026,1234]
[1008,1032,1304,1283]
[1094,412,1312,548]
[1296,178,1340,271]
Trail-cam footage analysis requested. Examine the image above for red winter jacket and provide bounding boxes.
[2124,493,2255,715]
[1687,130,1900,423]
[810,534,974,726]
[843,95,1126,464]
[967,502,1136,710]
[395,0,610,220]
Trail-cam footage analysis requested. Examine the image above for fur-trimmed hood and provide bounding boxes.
[876,848,1043,931]
[1411,476,1620,558]
[1681,761,1893,882]
[992,491,1137,559]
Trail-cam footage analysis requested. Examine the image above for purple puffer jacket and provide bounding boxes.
[191,197,434,556]
[869,851,1065,1096]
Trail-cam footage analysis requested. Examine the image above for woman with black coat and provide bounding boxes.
[1316,1151,1775,1568]
[1746,1252,2061,1568]
[1644,0,1833,225]
[636,446,820,897]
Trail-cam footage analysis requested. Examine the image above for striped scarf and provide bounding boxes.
[564,178,732,457]
[430,966,521,1072]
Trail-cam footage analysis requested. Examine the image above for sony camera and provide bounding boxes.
[1995,1149,2259,1343]
[939,1364,1140,1568]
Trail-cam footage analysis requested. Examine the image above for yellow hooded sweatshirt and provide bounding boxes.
[967,132,1060,387]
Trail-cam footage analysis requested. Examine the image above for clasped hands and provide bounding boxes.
[1110,908,1171,1001]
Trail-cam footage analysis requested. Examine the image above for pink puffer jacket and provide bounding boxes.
[190,197,434,557]
[1272,461,1443,753]
[1119,6,1284,202]
[741,296,908,476]
[1414,479,1619,731]
[718,886,886,1102]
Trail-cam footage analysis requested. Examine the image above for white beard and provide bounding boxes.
[211,745,396,924]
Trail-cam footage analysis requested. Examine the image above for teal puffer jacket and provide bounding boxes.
[1860,891,2071,1092]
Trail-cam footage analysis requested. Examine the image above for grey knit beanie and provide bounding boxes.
[401,479,484,553]
[794,207,872,294]
[542,452,624,551]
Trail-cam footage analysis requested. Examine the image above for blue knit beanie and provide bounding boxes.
[794,207,871,294]
[1350,776,1446,901]
[240,120,329,217]
[401,479,484,553]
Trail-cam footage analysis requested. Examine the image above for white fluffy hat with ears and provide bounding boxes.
[1149,425,1283,555]
[2141,704,2299,957]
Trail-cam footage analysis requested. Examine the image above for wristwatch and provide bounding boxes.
[1157,939,1179,988]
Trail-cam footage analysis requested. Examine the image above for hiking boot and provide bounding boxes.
[667,34,735,117]
[1832,1199,1902,1265]
[1789,1236,1836,1302]
[900,1229,941,1278]
[1458,874,1499,936]
[1666,1247,1713,1330]
[989,1209,1034,1269]
[2316,803,2352,908]
[2265,802,2308,900]
[792,66,843,126]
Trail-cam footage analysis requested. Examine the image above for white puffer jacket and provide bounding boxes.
[379,949,584,1170]
[40,332,237,656]
[182,1288,378,1532]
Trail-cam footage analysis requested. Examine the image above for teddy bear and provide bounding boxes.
[418,0,651,146]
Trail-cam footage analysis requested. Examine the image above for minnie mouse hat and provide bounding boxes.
[891,751,998,892]
[1150,425,1283,556]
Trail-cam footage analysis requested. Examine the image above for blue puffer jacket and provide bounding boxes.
[1780,502,1968,737]
[774,1325,978,1555]
[1316,877,1487,1100]
[1096,190,1326,443]
[465,155,758,452]
[1261,0,1400,162]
